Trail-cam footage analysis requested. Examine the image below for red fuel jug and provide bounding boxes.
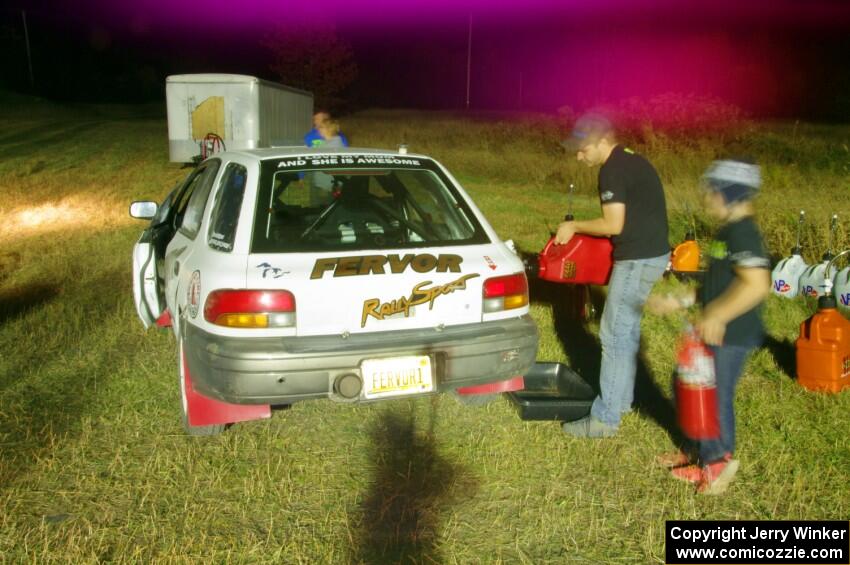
[537,234,613,285]
[535,183,614,286]
[674,328,720,440]
[796,294,850,393]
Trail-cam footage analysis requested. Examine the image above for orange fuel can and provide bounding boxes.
[796,296,850,393]
[671,233,700,272]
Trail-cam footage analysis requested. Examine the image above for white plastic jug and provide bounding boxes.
[772,210,809,298]
[800,214,840,301]
[771,253,809,298]
[799,260,835,300]
[833,265,850,314]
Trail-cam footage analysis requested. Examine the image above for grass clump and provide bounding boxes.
[0,99,848,563]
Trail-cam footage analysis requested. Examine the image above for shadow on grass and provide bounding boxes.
[0,121,101,160]
[0,266,129,487]
[0,120,69,145]
[350,399,476,564]
[0,282,61,325]
[763,334,797,381]
[530,277,687,446]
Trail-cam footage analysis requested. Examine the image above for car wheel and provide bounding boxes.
[178,338,225,436]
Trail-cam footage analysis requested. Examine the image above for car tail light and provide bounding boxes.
[483,273,529,313]
[204,290,296,328]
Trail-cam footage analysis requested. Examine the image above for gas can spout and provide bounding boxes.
[564,182,576,222]
[824,248,850,296]
[826,214,838,258]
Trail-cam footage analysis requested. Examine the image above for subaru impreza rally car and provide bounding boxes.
[130,147,538,435]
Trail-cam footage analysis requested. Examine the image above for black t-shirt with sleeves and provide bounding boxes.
[598,145,670,260]
[700,216,770,347]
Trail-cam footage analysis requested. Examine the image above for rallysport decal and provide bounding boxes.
[311,254,462,279]
[361,273,480,327]
[187,271,201,319]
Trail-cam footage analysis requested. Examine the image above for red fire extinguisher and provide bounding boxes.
[675,326,720,440]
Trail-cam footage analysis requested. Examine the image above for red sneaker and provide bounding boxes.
[670,464,703,484]
[697,457,740,495]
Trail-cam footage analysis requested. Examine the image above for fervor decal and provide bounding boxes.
[311,253,463,279]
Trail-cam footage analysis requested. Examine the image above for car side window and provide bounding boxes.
[178,160,221,239]
[207,163,248,252]
[172,171,203,229]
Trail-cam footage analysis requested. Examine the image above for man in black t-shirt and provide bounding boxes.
[649,159,770,495]
[557,113,670,438]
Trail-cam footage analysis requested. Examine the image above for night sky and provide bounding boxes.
[2,0,849,119]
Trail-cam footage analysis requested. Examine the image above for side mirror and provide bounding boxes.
[129,201,158,220]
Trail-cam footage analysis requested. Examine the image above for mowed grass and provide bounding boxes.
[1,100,849,563]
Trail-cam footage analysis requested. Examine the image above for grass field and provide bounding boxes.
[1,96,849,563]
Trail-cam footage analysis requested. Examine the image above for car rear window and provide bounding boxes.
[251,155,489,253]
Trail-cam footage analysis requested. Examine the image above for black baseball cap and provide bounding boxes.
[560,113,615,151]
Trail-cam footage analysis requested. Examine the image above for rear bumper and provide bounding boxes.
[183,315,538,404]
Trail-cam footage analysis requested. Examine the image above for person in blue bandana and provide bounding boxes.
[650,159,770,495]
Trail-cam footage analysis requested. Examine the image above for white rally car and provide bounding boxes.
[130,147,538,435]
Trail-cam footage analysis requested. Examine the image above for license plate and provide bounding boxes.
[361,356,433,399]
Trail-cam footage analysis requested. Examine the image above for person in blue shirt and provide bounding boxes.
[304,111,349,148]
[304,111,329,148]
[318,120,346,148]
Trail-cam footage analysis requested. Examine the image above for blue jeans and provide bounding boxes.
[590,253,669,427]
[698,345,752,463]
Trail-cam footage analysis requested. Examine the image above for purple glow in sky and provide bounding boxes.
[77,0,850,35]
[18,0,850,116]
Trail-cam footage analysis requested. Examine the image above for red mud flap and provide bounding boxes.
[182,351,271,427]
[155,309,173,328]
[456,376,525,395]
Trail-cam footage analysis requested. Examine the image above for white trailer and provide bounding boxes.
[165,74,313,163]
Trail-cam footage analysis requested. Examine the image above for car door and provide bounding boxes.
[132,182,190,328]
[133,220,165,328]
[163,159,222,333]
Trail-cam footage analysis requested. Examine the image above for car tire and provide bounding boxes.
[178,338,226,437]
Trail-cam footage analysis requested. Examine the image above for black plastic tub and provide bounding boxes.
[508,362,595,422]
